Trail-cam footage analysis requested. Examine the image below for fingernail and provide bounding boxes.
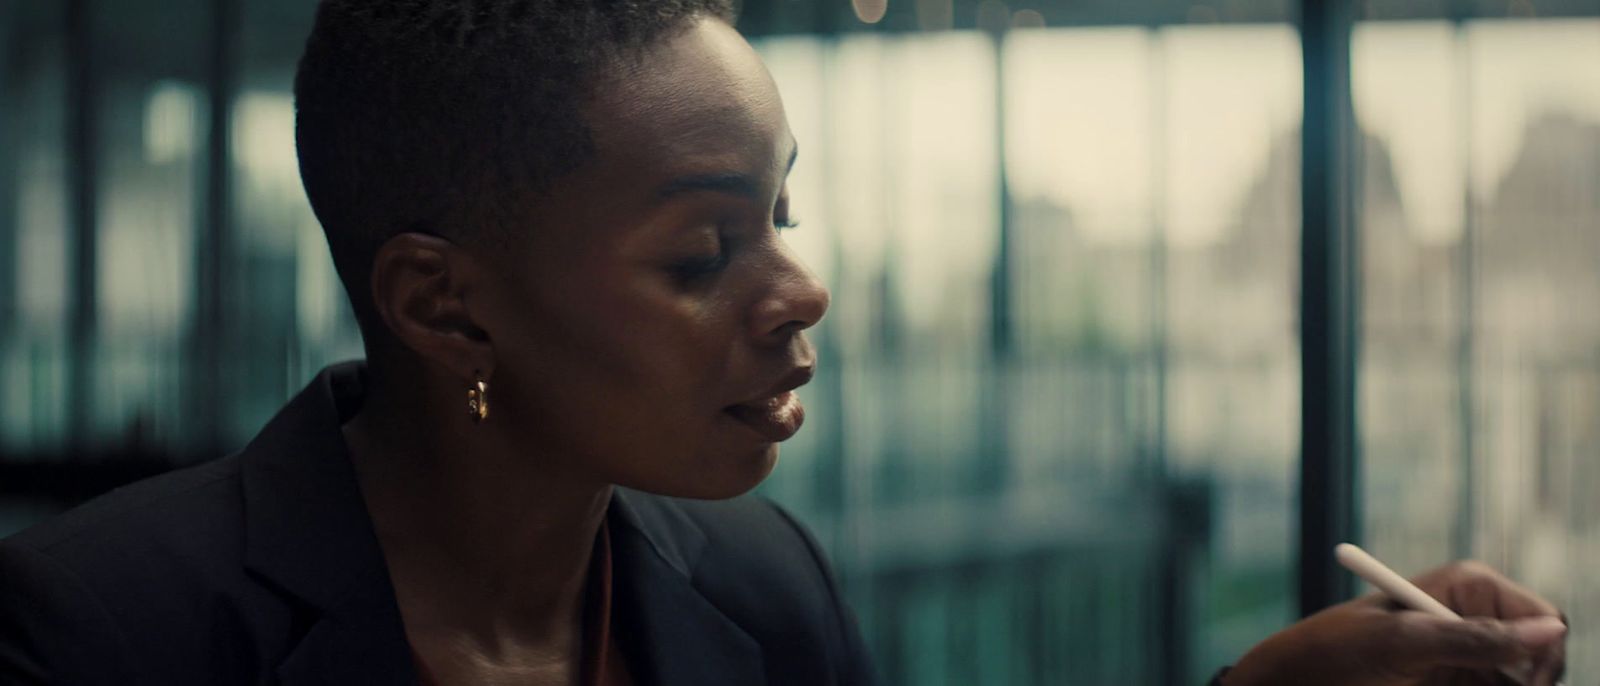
[1500,659,1533,684]
[1511,617,1568,647]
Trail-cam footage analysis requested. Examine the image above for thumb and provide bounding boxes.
[1398,614,1567,670]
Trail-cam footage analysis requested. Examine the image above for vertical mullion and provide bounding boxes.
[0,2,18,340]
[981,27,1013,499]
[64,0,96,452]
[1297,0,1360,616]
[194,0,237,455]
[1450,7,1478,564]
[1147,26,1188,686]
[989,29,1013,363]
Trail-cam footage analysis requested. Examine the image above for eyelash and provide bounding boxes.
[670,214,799,283]
[670,249,730,281]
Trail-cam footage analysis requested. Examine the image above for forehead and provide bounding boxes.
[581,18,792,191]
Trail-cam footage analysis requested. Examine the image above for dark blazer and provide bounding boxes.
[0,362,875,685]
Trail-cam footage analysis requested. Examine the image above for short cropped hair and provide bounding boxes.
[293,0,737,334]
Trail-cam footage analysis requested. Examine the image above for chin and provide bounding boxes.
[625,444,780,501]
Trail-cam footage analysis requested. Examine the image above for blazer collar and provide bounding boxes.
[237,362,763,685]
[237,361,418,685]
[610,490,766,685]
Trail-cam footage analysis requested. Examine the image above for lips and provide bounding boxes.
[725,366,813,442]
[725,390,806,442]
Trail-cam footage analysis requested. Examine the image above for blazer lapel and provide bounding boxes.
[609,491,765,686]
[272,591,417,686]
[237,362,419,686]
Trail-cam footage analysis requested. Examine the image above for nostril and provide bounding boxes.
[750,265,830,341]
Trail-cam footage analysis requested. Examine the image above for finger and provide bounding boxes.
[1414,561,1561,620]
[1529,659,1559,686]
[1528,629,1567,686]
[1392,613,1566,671]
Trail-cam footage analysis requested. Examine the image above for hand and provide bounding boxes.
[1225,560,1567,686]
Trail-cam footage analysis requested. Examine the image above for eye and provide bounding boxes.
[669,251,728,281]
[667,231,731,283]
[774,216,801,233]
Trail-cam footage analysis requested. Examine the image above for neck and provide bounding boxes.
[342,379,612,655]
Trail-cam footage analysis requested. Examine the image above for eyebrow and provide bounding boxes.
[654,144,799,201]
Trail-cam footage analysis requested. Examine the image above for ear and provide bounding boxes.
[368,232,495,383]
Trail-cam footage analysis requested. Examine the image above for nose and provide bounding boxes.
[749,246,830,345]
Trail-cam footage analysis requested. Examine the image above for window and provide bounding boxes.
[4,2,1597,683]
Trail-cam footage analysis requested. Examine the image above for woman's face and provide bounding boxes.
[472,17,828,499]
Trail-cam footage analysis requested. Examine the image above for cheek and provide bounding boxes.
[497,275,741,460]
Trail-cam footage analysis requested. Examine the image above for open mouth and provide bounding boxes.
[724,390,805,442]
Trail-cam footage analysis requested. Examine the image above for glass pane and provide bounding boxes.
[1465,17,1600,678]
[1,1,71,454]
[1357,16,1600,681]
[1354,18,1467,577]
[1158,24,1302,678]
[88,0,209,453]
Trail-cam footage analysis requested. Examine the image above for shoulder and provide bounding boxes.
[0,456,281,683]
[5,455,246,581]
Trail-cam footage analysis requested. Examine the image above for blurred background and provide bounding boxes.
[1,0,1598,683]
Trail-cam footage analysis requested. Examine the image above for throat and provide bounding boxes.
[408,632,582,686]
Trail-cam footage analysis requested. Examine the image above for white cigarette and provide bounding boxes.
[1334,543,1461,619]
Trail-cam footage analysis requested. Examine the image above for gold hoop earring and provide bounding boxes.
[466,373,490,423]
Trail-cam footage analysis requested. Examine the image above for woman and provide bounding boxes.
[0,1,1568,684]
